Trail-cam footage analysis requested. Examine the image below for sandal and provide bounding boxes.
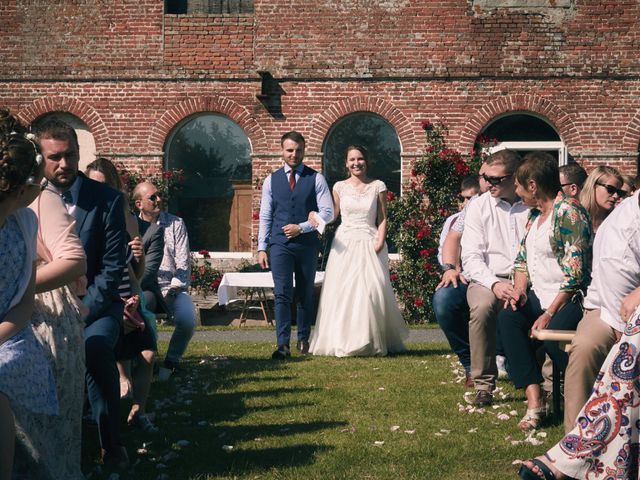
[518,458,557,479]
[518,407,545,431]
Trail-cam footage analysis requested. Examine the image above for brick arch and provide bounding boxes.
[622,110,640,153]
[307,97,417,152]
[458,94,579,152]
[18,96,110,147]
[148,96,268,153]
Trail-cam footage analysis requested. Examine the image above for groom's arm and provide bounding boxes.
[298,174,333,234]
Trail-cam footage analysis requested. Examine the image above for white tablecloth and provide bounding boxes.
[217,271,325,305]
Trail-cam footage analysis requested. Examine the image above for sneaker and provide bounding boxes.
[473,390,493,406]
[496,355,509,380]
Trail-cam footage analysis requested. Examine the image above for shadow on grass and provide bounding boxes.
[216,420,349,440]
[401,348,453,357]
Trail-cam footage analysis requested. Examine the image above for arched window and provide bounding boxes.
[481,113,567,164]
[322,112,401,195]
[165,113,252,252]
[31,112,96,171]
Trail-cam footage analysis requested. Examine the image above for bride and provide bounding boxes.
[309,145,408,357]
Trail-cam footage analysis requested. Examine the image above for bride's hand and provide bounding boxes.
[308,211,319,227]
[373,237,384,253]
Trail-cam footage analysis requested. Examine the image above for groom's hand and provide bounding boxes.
[257,251,269,269]
[282,224,302,239]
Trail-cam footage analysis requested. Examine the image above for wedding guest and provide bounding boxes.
[257,131,333,359]
[133,181,194,372]
[518,304,640,479]
[497,152,591,431]
[13,157,88,479]
[35,119,128,468]
[433,174,481,386]
[562,187,640,433]
[618,174,636,204]
[558,163,587,199]
[86,159,158,432]
[579,165,623,232]
[0,109,58,480]
[309,145,408,356]
[461,149,529,406]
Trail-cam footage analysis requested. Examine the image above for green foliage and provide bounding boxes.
[388,121,484,323]
[190,250,223,297]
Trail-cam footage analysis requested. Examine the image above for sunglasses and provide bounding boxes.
[147,193,161,202]
[458,194,474,202]
[596,182,627,198]
[26,178,48,191]
[482,174,512,186]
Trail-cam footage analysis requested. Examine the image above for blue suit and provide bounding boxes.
[269,166,320,347]
[73,173,127,452]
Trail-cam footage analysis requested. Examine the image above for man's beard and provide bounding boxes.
[48,170,77,189]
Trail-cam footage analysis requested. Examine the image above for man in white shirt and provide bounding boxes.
[461,149,529,406]
[563,190,640,432]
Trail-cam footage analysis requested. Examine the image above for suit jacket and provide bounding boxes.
[73,172,127,324]
[138,217,167,313]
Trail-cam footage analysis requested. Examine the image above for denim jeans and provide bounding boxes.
[165,291,196,364]
[433,283,471,373]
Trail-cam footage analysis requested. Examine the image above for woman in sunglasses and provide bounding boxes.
[579,166,624,232]
[498,152,591,432]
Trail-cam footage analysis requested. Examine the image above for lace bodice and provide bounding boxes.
[334,179,386,240]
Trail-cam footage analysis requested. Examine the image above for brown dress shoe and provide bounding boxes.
[472,390,493,406]
[101,445,130,469]
[272,344,291,360]
[296,340,310,354]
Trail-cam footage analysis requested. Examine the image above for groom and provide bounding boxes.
[257,131,333,359]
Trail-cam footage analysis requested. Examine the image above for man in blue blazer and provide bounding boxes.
[36,119,129,467]
[257,131,333,359]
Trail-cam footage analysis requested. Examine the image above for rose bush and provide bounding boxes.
[388,122,486,323]
[190,250,223,298]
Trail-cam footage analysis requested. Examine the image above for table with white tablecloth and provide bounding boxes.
[217,272,325,325]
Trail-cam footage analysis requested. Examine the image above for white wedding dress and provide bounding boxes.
[309,179,409,357]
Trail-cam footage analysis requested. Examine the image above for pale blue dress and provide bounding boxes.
[0,209,58,415]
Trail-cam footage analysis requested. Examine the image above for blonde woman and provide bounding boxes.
[579,166,624,232]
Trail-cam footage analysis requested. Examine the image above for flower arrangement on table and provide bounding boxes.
[387,121,489,323]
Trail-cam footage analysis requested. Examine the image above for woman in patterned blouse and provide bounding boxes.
[497,152,592,431]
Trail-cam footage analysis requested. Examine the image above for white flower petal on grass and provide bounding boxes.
[404,430,416,434]
[374,441,385,446]
[390,425,401,432]
[434,432,443,436]
[340,427,356,433]
[467,428,478,433]
[372,367,380,370]
[254,437,262,441]
[440,429,450,434]
[199,359,206,364]
[378,387,385,391]
[511,440,522,446]
[510,410,518,416]
[497,413,511,421]
[222,445,234,452]
[492,405,501,410]
[537,432,548,438]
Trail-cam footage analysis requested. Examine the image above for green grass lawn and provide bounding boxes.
[83,341,565,479]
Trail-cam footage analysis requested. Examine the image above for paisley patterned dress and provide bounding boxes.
[546,307,640,478]
[0,210,58,416]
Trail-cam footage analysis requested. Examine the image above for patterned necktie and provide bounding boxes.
[61,190,73,204]
[289,170,296,190]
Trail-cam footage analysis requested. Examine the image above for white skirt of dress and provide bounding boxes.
[309,233,409,357]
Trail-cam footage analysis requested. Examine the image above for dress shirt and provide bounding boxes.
[461,191,530,290]
[450,193,479,234]
[257,164,333,252]
[55,175,83,217]
[437,211,462,266]
[583,191,640,332]
[154,211,191,295]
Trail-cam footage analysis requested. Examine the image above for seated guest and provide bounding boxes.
[558,162,587,199]
[86,158,158,432]
[433,173,482,387]
[618,174,636,204]
[579,165,623,233]
[133,181,195,373]
[561,186,640,433]
[461,149,529,406]
[518,304,640,479]
[498,152,591,431]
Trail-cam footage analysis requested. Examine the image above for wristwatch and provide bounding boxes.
[441,263,456,272]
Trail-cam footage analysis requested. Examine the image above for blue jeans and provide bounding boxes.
[165,291,196,364]
[433,283,471,373]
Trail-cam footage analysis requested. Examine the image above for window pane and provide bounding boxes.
[166,114,251,251]
[483,114,560,142]
[323,113,401,195]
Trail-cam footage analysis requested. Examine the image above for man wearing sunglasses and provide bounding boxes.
[460,149,530,406]
[559,163,587,199]
[134,181,195,375]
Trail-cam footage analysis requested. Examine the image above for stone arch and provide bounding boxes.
[622,110,640,153]
[458,94,579,153]
[148,96,268,153]
[307,96,417,152]
[18,96,110,147]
